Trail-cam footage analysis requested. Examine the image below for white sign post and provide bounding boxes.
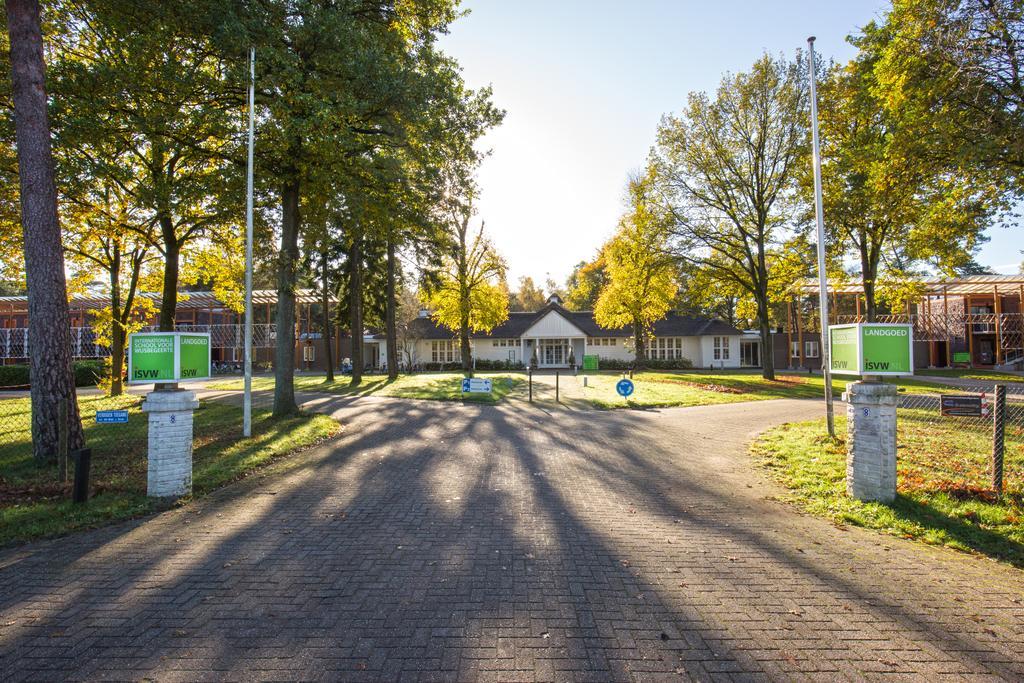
[461,378,492,394]
[128,332,210,498]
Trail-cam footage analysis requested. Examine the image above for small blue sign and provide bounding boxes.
[462,378,493,394]
[616,379,635,398]
[95,409,129,424]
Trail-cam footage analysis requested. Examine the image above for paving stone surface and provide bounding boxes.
[1,395,1023,681]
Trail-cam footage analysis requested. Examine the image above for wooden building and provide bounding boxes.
[779,275,1024,370]
[0,289,369,371]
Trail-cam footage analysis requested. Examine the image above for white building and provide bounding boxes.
[400,295,745,370]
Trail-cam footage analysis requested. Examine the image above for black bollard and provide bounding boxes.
[72,448,92,504]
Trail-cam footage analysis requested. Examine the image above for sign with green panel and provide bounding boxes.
[828,323,913,377]
[953,351,971,364]
[582,354,599,371]
[128,332,211,383]
[178,334,211,380]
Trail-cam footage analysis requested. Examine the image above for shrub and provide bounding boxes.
[0,360,109,388]
[475,359,525,371]
[0,364,29,388]
[418,362,464,372]
[74,360,108,387]
[587,357,694,371]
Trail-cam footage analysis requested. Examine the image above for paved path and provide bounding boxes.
[1,397,1023,681]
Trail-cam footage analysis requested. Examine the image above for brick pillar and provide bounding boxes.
[142,389,198,498]
[842,381,898,503]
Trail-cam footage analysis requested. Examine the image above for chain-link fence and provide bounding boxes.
[0,393,150,505]
[896,382,1024,499]
[0,387,280,509]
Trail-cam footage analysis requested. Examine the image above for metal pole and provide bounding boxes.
[992,384,1006,495]
[243,47,255,437]
[808,37,835,438]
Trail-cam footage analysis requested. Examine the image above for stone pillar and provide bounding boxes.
[842,381,898,503]
[142,389,199,498]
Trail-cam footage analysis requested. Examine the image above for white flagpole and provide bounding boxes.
[808,36,835,438]
[243,47,255,438]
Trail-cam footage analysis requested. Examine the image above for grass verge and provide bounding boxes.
[0,394,339,546]
[577,370,985,409]
[914,368,1024,383]
[751,414,1024,567]
[208,371,523,403]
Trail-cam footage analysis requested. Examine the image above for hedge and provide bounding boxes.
[588,357,694,371]
[475,359,525,371]
[0,360,109,388]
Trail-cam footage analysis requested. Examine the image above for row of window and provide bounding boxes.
[431,340,458,363]
[713,336,730,361]
[441,336,737,362]
[647,336,684,360]
[790,340,820,359]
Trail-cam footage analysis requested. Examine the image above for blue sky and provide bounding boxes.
[439,0,1021,287]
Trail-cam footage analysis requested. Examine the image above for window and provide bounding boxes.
[790,341,801,359]
[648,337,683,360]
[804,340,820,358]
[431,340,457,363]
[713,336,730,361]
[610,338,617,346]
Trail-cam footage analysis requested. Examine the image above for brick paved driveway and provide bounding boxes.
[1,396,1023,681]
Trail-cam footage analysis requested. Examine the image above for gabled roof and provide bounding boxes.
[408,301,743,340]
[798,274,1024,297]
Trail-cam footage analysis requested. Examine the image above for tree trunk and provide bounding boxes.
[158,215,179,331]
[108,256,123,397]
[633,322,646,367]
[273,179,300,416]
[6,0,84,460]
[320,249,334,383]
[859,240,878,322]
[109,323,125,397]
[757,293,775,380]
[385,238,398,381]
[349,231,363,386]
[460,321,471,375]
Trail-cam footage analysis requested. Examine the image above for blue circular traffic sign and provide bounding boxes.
[616,378,635,397]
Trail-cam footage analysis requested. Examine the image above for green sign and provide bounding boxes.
[128,332,211,383]
[582,354,599,371]
[178,334,211,380]
[828,323,913,376]
[953,351,971,364]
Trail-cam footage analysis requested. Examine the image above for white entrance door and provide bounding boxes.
[540,338,569,367]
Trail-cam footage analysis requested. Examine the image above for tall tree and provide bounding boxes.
[50,0,236,332]
[652,54,808,380]
[816,29,1007,319]
[510,276,545,311]
[5,0,84,459]
[874,0,1024,194]
[594,172,678,364]
[63,178,156,396]
[423,209,508,374]
[564,254,608,311]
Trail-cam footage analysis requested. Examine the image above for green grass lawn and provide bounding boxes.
[913,368,1024,383]
[577,369,997,409]
[752,413,1024,567]
[0,394,339,546]
[208,371,524,403]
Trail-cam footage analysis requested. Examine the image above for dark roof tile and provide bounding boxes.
[408,303,742,340]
